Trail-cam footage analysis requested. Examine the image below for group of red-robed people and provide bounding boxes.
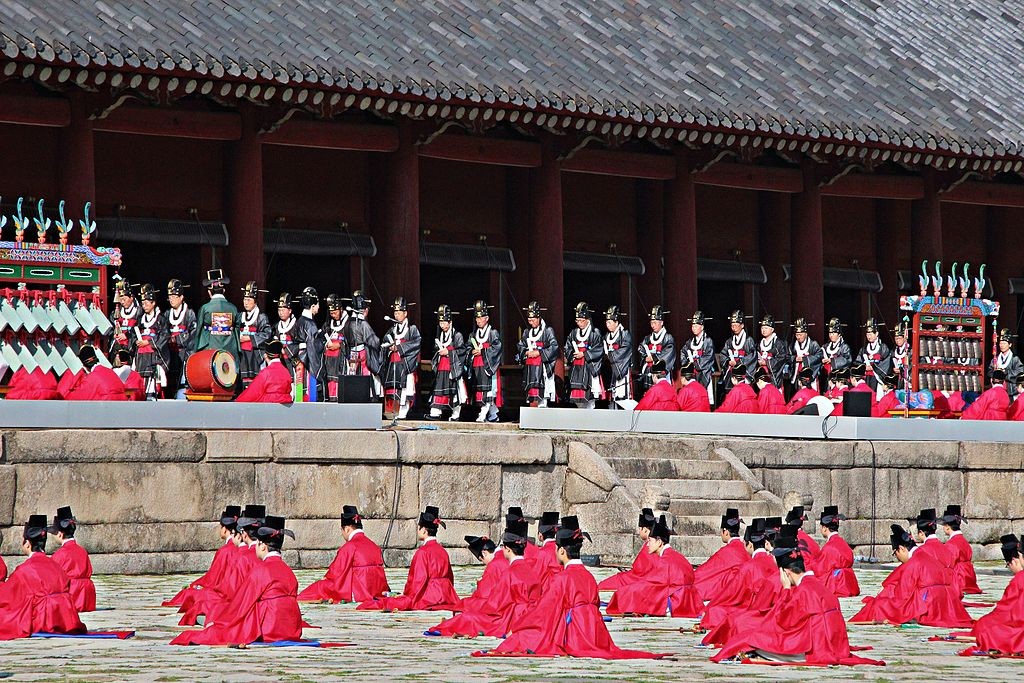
[0,507,96,640]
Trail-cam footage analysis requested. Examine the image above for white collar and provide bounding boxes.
[301,310,314,319]
[948,530,962,538]
[752,547,767,557]
[728,536,743,543]
[803,570,815,577]
[908,545,917,557]
[211,293,225,300]
[422,536,437,545]
[565,559,583,567]
[541,538,555,546]
[509,555,523,564]
[348,529,365,539]
[62,538,78,546]
[656,545,668,557]
[263,551,282,560]
[268,358,282,365]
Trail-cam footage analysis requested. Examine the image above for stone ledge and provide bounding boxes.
[396,431,555,464]
[3,429,206,463]
[958,441,1024,470]
[255,462,419,519]
[206,430,273,462]
[272,430,398,463]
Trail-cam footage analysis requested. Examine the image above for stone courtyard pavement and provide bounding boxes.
[0,564,1020,682]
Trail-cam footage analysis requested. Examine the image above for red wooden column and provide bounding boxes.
[911,169,942,269]
[790,160,824,329]
[636,180,664,313]
[528,138,563,329]
[225,107,264,289]
[371,121,420,324]
[758,191,790,321]
[58,91,95,217]
[988,206,1019,334]
[663,150,698,317]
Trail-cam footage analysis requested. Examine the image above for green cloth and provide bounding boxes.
[194,295,240,359]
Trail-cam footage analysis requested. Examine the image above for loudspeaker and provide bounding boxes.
[843,391,872,417]
[793,403,819,416]
[338,376,372,403]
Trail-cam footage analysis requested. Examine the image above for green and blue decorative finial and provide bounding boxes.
[79,201,96,246]
[12,196,29,244]
[33,198,52,244]
[55,200,73,245]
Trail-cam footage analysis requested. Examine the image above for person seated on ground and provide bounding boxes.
[675,359,711,412]
[754,366,787,414]
[606,515,702,618]
[111,349,145,400]
[1007,375,1024,420]
[483,516,664,659]
[358,506,459,612]
[429,514,542,638]
[940,505,982,596]
[811,506,859,598]
[694,508,748,602]
[847,361,874,398]
[5,367,62,400]
[699,519,781,640]
[711,526,883,666]
[784,505,820,566]
[164,505,241,607]
[172,515,304,645]
[62,345,127,401]
[826,367,850,416]
[909,508,955,576]
[849,524,972,627]
[48,507,96,612]
[962,369,1010,420]
[963,534,1024,655]
[298,505,390,603]
[717,367,759,414]
[634,359,678,411]
[871,370,900,417]
[235,339,294,403]
[456,535,507,612]
[786,367,820,414]
[532,511,562,586]
[0,515,86,640]
[598,508,657,591]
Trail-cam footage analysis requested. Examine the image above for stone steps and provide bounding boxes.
[669,497,776,518]
[669,535,731,561]
[604,457,733,480]
[626,478,752,500]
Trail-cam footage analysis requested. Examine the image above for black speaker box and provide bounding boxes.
[843,391,872,417]
[338,376,372,403]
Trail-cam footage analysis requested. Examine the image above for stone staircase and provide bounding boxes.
[577,435,780,561]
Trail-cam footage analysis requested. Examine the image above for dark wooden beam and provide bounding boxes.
[940,180,1024,208]
[694,161,803,193]
[821,174,924,200]
[261,120,399,152]
[0,93,70,127]
[419,134,542,167]
[93,108,242,140]
[562,149,675,179]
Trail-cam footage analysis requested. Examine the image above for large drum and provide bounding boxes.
[185,349,238,394]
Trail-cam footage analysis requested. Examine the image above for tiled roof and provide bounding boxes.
[3,1,1024,158]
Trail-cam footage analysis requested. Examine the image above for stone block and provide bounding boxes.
[570,485,638,535]
[853,440,959,468]
[567,442,621,492]
[295,548,337,569]
[13,462,255,523]
[272,430,398,463]
[571,433,714,461]
[959,517,1019,546]
[0,465,14,525]
[383,548,416,567]
[500,465,567,518]
[417,464,501,520]
[206,430,273,462]
[90,551,214,575]
[965,471,1024,518]
[758,467,832,512]
[958,441,1024,470]
[255,463,419,520]
[720,438,855,468]
[563,471,607,505]
[72,522,221,554]
[397,431,554,464]
[3,429,206,463]
[434,519,495,548]
[587,532,635,564]
[830,468,964,519]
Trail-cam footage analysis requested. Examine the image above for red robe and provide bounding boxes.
[298,531,391,603]
[700,549,779,636]
[0,552,86,639]
[235,359,294,403]
[51,540,97,612]
[597,544,656,591]
[968,571,1024,654]
[675,381,711,412]
[829,386,848,416]
[179,543,255,625]
[605,547,703,617]
[961,385,1010,420]
[945,532,982,595]
[849,550,972,627]
[1007,394,1024,420]
[121,369,146,400]
[459,552,508,612]
[635,379,679,411]
[171,554,304,645]
[163,539,237,607]
[916,536,955,576]
[357,538,459,611]
[487,562,662,659]
[695,538,749,601]
[64,366,128,401]
[5,368,62,400]
[717,383,758,414]
[431,555,542,637]
[813,533,859,598]
[872,390,899,417]
[756,383,787,415]
[712,575,882,665]
[534,540,562,587]
[797,528,821,565]
[786,386,819,414]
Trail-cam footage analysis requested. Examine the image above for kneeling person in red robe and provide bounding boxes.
[606,515,702,617]
[0,515,86,640]
[358,506,460,612]
[63,345,127,401]
[754,366,787,414]
[299,505,390,603]
[695,508,749,602]
[941,504,981,596]
[786,367,820,413]
[634,359,678,411]
[172,516,304,645]
[717,368,759,413]
[457,535,508,612]
[675,360,711,412]
[812,506,859,597]
[235,339,294,403]
[47,506,96,612]
[965,534,1024,655]
[598,508,657,591]
[164,505,241,607]
[961,368,1010,420]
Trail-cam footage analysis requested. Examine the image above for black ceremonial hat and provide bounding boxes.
[465,535,497,560]
[638,508,656,529]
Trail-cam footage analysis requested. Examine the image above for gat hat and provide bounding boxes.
[754,365,772,383]
[940,504,967,526]
[820,505,845,526]
[785,506,807,526]
[261,339,284,357]
[325,293,343,311]
[523,301,545,318]
[792,317,811,333]
[798,366,815,382]
[24,514,49,541]
[890,523,916,551]
[465,535,497,560]
[350,290,371,309]
[48,506,77,534]
[877,369,899,389]
[78,344,99,369]
[237,504,267,531]
[744,518,768,544]
[555,515,591,547]
[650,358,668,375]
[827,317,844,334]
[991,368,1008,382]
[115,349,131,364]
[392,296,415,312]
[649,305,669,321]
[340,505,363,528]
[242,281,268,299]
[688,310,707,325]
[728,310,747,324]
[830,366,851,382]
[469,300,494,318]
[772,526,804,570]
[650,515,673,544]
[501,517,530,547]
[758,313,777,328]
[1000,534,1022,564]
[538,511,560,536]
[764,516,784,542]
[256,515,295,545]
[139,283,158,302]
[605,304,624,322]
[203,268,229,287]
[863,317,883,333]
[166,278,189,296]
[219,505,241,531]
[909,508,938,532]
[638,508,657,529]
[506,506,526,521]
[731,365,750,382]
[300,286,319,309]
[849,361,867,379]
[418,506,446,529]
[275,292,294,309]
[574,301,592,319]
[721,507,742,533]
[435,304,456,322]
[677,358,696,376]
